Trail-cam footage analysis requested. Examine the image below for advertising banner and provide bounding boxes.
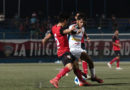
[0,40,130,59]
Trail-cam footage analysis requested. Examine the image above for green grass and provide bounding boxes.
[0,62,130,90]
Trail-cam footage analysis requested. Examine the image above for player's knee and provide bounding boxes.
[116,56,120,59]
[65,63,73,70]
[80,52,87,60]
[72,61,79,68]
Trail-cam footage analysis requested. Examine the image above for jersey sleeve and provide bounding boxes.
[112,36,116,42]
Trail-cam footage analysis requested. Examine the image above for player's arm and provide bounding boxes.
[113,42,121,47]
[62,25,76,34]
[42,33,52,45]
[68,24,82,35]
[112,36,121,47]
[84,31,90,43]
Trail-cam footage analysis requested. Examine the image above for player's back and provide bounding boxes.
[52,25,70,57]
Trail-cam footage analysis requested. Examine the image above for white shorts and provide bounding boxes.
[70,48,86,60]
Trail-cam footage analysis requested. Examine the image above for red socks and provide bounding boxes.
[55,67,70,81]
[117,59,120,67]
[110,57,118,64]
[110,57,120,67]
[82,61,88,74]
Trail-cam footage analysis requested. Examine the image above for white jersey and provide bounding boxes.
[69,24,85,48]
[68,24,86,59]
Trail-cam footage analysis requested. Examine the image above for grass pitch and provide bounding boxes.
[0,62,130,90]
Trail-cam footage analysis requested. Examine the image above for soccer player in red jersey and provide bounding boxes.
[107,30,122,70]
[42,13,91,88]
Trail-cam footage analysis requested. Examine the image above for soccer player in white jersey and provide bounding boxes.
[69,14,104,84]
[71,12,90,78]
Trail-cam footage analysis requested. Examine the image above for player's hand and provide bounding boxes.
[70,24,76,31]
[77,29,82,34]
[87,39,91,43]
[87,37,91,43]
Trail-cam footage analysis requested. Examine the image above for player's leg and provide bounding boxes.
[107,51,121,69]
[81,43,90,79]
[116,56,120,69]
[80,52,94,75]
[81,43,89,76]
[80,52,104,83]
[70,48,91,85]
[115,51,122,70]
[73,60,91,86]
[107,56,118,68]
[50,52,74,88]
[71,48,87,77]
[82,61,88,75]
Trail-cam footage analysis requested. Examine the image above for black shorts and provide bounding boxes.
[114,51,121,56]
[59,52,76,66]
[81,43,85,49]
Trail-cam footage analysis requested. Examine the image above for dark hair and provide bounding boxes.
[58,12,70,22]
[75,12,85,17]
[77,14,86,21]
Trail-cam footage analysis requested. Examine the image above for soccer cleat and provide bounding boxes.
[107,62,112,68]
[82,73,87,78]
[116,67,123,70]
[79,81,91,86]
[91,76,104,83]
[50,79,59,88]
[81,72,91,79]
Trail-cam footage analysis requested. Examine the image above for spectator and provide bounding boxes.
[30,12,37,24]
[0,13,5,28]
[24,16,30,32]
[99,14,108,28]
[111,15,119,32]
[13,13,20,28]
[19,23,25,38]
[95,14,100,29]
[0,13,5,22]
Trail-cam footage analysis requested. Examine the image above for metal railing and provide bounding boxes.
[0,32,130,40]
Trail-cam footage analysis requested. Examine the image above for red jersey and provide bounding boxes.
[51,25,70,57]
[112,35,120,51]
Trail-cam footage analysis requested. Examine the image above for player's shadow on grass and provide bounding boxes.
[92,82,130,87]
[40,83,130,88]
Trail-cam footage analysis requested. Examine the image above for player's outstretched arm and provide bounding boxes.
[42,33,52,45]
[63,25,76,34]
[84,31,91,43]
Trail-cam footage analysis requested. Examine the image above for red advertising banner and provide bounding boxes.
[0,40,130,58]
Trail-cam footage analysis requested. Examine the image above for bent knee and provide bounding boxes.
[65,63,73,70]
[116,56,120,59]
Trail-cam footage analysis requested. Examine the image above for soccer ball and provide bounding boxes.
[74,76,86,85]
